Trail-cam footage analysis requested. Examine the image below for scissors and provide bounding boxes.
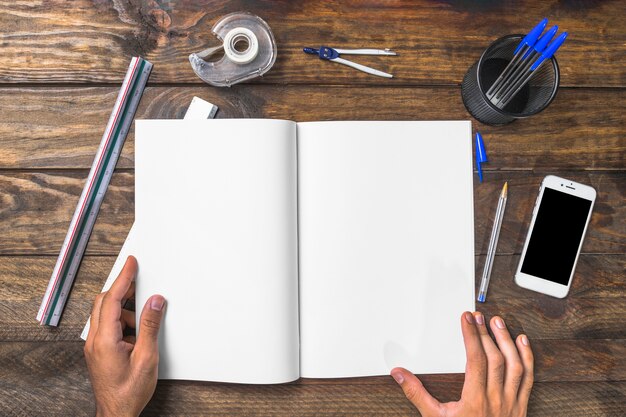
[303,46,397,78]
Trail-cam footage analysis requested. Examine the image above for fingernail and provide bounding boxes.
[475,312,484,325]
[464,312,474,324]
[391,371,404,384]
[150,295,165,311]
[521,335,530,346]
[495,317,506,329]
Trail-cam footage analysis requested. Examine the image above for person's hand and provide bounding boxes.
[84,256,166,417]
[391,312,533,417]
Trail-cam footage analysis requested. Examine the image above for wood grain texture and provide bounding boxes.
[1,1,625,415]
[145,380,626,417]
[0,171,623,255]
[5,294,624,343]
[0,254,620,304]
[0,86,624,170]
[1,254,622,342]
[2,338,625,383]
[0,172,133,255]
[484,254,625,299]
[1,340,625,416]
[0,1,625,87]
[2,381,625,417]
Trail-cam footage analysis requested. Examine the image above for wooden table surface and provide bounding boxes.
[1,1,624,416]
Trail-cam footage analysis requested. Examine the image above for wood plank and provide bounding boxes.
[4,295,624,343]
[484,254,625,299]
[473,172,625,255]
[1,254,622,342]
[480,298,626,341]
[0,257,117,341]
[1,255,624,342]
[0,172,133,255]
[2,381,623,417]
[2,340,625,383]
[144,381,626,416]
[0,86,624,170]
[2,253,621,304]
[0,171,623,256]
[2,382,625,417]
[1,340,625,415]
[0,1,624,87]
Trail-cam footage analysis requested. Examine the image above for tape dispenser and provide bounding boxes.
[189,12,277,87]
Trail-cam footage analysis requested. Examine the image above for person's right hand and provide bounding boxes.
[391,311,533,417]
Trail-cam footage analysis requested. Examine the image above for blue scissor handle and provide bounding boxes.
[303,47,319,55]
[303,46,339,60]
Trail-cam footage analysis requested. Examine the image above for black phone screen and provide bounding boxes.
[520,187,592,285]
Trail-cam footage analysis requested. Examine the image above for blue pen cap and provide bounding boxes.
[475,132,487,183]
[531,32,568,71]
[476,132,488,163]
[523,25,558,58]
[534,25,558,53]
[514,18,548,54]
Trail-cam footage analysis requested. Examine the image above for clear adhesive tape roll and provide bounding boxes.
[223,27,259,64]
[189,12,277,87]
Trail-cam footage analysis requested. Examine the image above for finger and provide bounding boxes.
[106,256,138,303]
[133,295,166,368]
[391,367,441,415]
[123,335,137,345]
[516,334,534,405]
[461,311,488,398]
[98,257,138,338]
[473,312,505,397]
[123,281,135,301]
[121,308,136,330]
[87,292,105,344]
[490,316,524,401]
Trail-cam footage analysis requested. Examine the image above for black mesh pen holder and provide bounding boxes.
[461,35,559,126]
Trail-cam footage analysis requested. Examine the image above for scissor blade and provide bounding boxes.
[332,57,393,78]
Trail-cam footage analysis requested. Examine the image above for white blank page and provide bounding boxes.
[135,119,299,383]
[297,121,475,378]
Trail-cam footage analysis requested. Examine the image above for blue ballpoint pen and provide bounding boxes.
[486,18,548,98]
[477,182,507,303]
[492,25,559,104]
[497,32,567,108]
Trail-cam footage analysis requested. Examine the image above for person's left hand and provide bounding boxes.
[84,256,166,417]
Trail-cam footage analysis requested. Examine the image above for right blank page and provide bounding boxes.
[297,121,475,378]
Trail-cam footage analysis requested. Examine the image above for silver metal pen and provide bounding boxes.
[478,182,508,303]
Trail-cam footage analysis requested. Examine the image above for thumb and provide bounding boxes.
[134,295,166,365]
[391,367,441,415]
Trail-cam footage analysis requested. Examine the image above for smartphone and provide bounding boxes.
[515,175,596,298]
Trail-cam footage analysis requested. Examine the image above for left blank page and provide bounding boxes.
[135,119,299,384]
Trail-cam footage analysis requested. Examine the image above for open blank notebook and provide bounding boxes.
[98,119,474,384]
